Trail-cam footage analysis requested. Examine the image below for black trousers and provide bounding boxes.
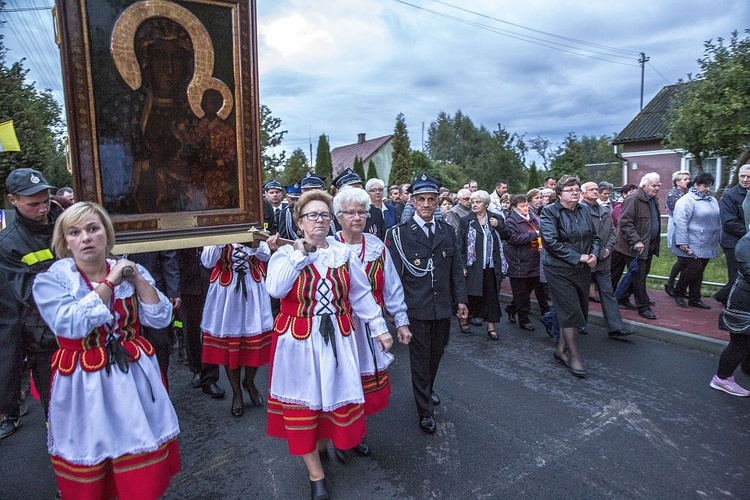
[674,257,709,301]
[180,294,219,387]
[509,277,541,323]
[715,247,739,304]
[611,251,653,311]
[717,333,750,379]
[408,317,450,419]
[141,325,171,390]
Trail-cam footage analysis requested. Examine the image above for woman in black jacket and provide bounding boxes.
[458,190,507,340]
[540,176,601,377]
[505,195,544,331]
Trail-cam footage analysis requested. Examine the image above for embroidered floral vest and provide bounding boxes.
[273,262,354,340]
[52,296,154,375]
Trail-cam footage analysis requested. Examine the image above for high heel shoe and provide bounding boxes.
[242,380,265,407]
[310,478,329,500]
[504,306,516,324]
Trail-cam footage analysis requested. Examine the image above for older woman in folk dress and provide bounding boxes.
[265,190,393,500]
[330,187,412,460]
[33,202,179,500]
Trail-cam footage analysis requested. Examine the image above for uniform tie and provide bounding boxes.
[425,222,434,241]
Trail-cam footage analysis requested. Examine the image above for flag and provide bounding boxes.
[0,121,21,152]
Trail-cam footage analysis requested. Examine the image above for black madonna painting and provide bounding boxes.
[57,0,261,239]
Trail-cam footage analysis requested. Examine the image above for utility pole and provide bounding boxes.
[421,121,425,152]
[639,52,649,110]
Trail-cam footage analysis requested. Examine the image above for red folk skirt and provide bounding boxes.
[201,331,272,369]
[362,371,391,416]
[52,440,180,500]
[266,333,366,455]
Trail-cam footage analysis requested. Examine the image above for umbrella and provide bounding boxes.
[615,256,639,302]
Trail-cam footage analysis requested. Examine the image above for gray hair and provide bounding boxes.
[365,178,384,191]
[597,181,613,191]
[470,189,491,206]
[739,164,750,174]
[640,172,660,187]
[333,187,370,215]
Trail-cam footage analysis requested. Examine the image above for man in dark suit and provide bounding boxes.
[385,173,468,434]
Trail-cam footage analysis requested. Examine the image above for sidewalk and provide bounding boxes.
[499,281,729,355]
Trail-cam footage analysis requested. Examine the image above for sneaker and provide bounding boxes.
[709,375,750,397]
[0,416,20,439]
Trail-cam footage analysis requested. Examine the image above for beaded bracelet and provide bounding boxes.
[100,279,115,292]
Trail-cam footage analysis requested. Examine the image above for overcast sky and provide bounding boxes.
[2,0,748,164]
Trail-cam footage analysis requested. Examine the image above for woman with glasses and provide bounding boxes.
[457,190,506,339]
[366,178,397,231]
[671,172,720,309]
[265,190,392,500]
[330,187,412,459]
[540,176,601,377]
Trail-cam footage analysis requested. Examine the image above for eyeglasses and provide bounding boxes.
[299,212,333,221]
[339,210,370,219]
[561,188,581,194]
[368,188,384,193]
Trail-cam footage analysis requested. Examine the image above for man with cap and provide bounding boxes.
[385,173,469,434]
[332,168,386,239]
[0,168,63,439]
[277,182,302,240]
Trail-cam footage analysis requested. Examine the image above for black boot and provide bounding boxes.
[310,478,329,499]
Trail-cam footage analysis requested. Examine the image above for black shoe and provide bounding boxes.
[578,327,588,335]
[430,391,441,405]
[310,478,329,500]
[675,295,688,307]
[568,365,588,378]
[242,381,265,407]
[353,440,371,456]
[191,373,201,389]
[419,416,436,434]
[231,404,244,418]
[519,320,535,331]
[608,328,634,339]
[618,299,637,310]
[638,309,656,320]
[202,383,226,399]
[334,447,352,464]
[505,306,516,323]
[0,416,20,440]
[469,317,483,326]
[689,299,711,309]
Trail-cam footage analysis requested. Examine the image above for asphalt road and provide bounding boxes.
[3,317,749,499]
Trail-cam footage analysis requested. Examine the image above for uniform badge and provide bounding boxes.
[414,259,421,266]
[442,251,447,257]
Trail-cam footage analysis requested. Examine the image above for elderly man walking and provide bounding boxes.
[715,164,750,305]
[445,188,472,232]
[610,173,662,320]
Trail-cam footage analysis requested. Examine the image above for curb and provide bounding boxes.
[501,293,728,356]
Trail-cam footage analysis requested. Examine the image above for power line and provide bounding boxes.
[393,0,639,67]
[647,61,673,85]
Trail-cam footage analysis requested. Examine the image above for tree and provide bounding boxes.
[665,30,750,187]
[0,21,68,199]
[529,136,552,170]
[353,155,365,181]
[389,113,411,186]
[280,148,308,187]
[315,134,332,183]
[366,159,377,181]
[527,161,540,190]
[549,133,586,181]
[259,104,287,180]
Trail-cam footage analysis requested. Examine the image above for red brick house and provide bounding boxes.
[613,83,727,203]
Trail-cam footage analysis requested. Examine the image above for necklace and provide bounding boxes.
[336,231,366,261]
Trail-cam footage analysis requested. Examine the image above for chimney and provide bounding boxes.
[357,133,366,144]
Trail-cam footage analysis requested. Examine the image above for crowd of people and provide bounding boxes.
[1,164,749,499]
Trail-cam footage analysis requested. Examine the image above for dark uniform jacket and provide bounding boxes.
[385,217,468,321]
[458,211,506,293]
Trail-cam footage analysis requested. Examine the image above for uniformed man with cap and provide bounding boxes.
[277,182,302,240]
[300,172,326,192]
[0,168,62,439]
[332,168,386,239]
[263,179,285,235]
[385,173,469,434]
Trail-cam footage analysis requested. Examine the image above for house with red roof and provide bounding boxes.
[330,133,394,182]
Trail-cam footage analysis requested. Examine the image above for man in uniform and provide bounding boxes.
[385,173,468,434]
[0,168,62,439]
